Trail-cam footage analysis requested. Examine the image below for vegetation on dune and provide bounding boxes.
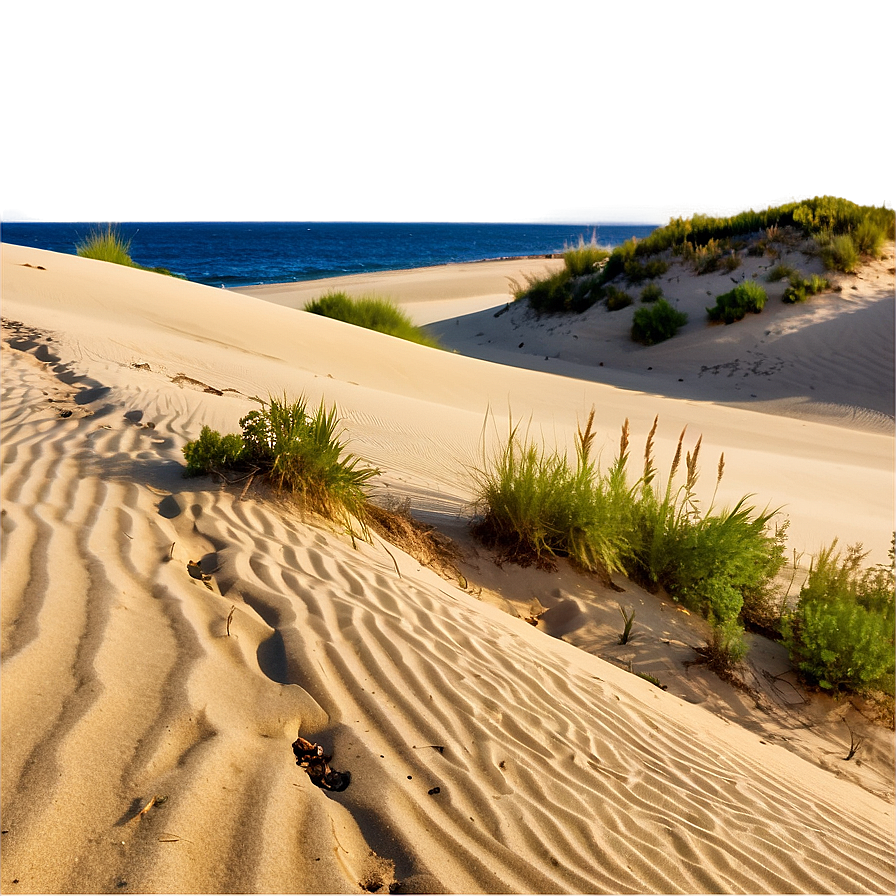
[639,283,664,304]
[304,291,442,348]
[706,280,767,324]
[183,395,379,538]
[471,413,787,671]
[511,197,891,344]
[782,272,830,304]
[631,299,687,345]
[782,540,895,695]
[562,236,610,277]
[75,224,179,276]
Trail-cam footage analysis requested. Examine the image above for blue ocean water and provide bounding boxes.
[2,221,658,289]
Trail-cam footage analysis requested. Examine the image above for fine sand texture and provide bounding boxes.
[2,243,894,894]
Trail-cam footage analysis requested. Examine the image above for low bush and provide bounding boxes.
[721,252,742,273]
[512,268,574,313]
[183,427,248,476]
[766,263,796,282]
[183,395,379,536]
[819,233,859,273]
[625,257,669,283]
[304,292,441,348]
[563,237,610,277]
[640,283,664,303]
[782,272,830,304]
[854,218,886,258]
[604,285,633,311]
[782,541,895,694]
[707,280,767,324]
[631,299,687,345]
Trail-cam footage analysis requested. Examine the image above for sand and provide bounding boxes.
[2,242,894,893]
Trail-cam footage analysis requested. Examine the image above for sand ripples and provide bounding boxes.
[2,333,894,894]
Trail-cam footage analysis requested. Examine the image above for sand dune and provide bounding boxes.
[2,243,894,893]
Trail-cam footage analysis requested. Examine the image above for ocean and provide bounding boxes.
[1,221,658,289]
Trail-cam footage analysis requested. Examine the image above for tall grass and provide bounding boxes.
[471,413,785,666]
[75,224,178,276]
[470,410,631,575]
[563,236,610,277]
[76,224,138,266]
[706,280,767,324]
[304,292,442,348]
[183,395,379,538]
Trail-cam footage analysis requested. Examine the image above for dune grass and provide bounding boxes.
[304,292,442,348]
[631,299,687,345]
[75,224,178,276]
[471,413,786,668]
[183,395,379,538]
[706,280,767,324]
[562,236,610,277]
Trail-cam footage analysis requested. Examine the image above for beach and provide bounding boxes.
[2,242,894,893]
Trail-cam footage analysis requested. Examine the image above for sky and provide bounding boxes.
[2,0,894,224]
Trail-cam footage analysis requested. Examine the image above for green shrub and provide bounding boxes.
[183,395,379,536]
[819,233,859,273]
[563,237,610,277]
[568,274,605,312]
[183,426,248,476]
[624,257,669,283]
[631,299,687,345]
[782,541,895,694]
[707,280,767,324]
[470,410,631,575]
[604,285,633,311]
[721,252,742,273]
[304,292,441,348]
[766,263,796,282]
[513,268,574,313]
[782,272,830,304]
[854,218,886,257]
[639,283,664,303]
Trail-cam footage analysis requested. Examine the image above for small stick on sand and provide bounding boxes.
[226,605,235,636]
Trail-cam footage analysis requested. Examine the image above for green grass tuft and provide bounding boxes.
[631,299,687,345]
[639,282,664,304]
[76,224,137,266]
[707,280,767,324]
[183,395,379,538]
[782,272,830,304]
[563,237,610,278]
[304,292,441,348]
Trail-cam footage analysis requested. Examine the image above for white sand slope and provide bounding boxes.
[2,243,894,893]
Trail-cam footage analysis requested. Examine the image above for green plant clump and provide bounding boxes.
[782,272,830,304]
[766,263,797,282]
[511,268,574,313]
[75,224,178,276]
[631,299,687,345]
[182,395,379,535]
[782,541,895,694]
[639,283,664,303]
[472,414,786,668]
[707,280,767,324]
[304,292,441,348]
[604,285,633,311]
[563,237,610,277]
[818,233,860,273]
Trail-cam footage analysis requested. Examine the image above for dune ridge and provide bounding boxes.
[2,244,894,893]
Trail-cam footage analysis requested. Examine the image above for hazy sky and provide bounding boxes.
[3,0,893,224]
